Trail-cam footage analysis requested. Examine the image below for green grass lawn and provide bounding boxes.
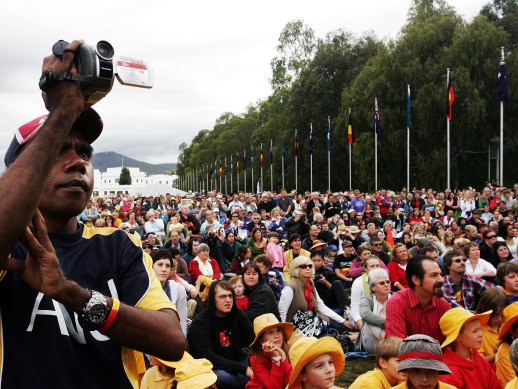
[336,356,376,388]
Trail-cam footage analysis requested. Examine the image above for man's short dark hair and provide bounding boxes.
[443,249,464,273]
[151,249,172,265]
[406,256,435,289]
[310,251,324,259]
[254,254,272,268]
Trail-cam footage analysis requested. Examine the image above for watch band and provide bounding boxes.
[78,289,109,331]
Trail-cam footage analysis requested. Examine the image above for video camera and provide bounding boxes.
[39,39,154,107]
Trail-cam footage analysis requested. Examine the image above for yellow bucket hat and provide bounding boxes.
[439,307,491,348]
[156,351,192,369]
[287,336,345,389]
[499,302,518,340]
[250,313,294,349]
[174,358,217,389]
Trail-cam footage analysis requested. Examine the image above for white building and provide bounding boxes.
[93,166,180,197]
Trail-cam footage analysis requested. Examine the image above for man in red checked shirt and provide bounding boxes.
[385,256,451,343]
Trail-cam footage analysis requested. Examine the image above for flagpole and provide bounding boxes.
[348,107,352,191]
[219,161,222,194]
[244,150,247,194]
[270,139,273,192]
[327,116,331,191]
[230,155,233,194]
[260,143,264,193]
[500,47,505,186]
[225,160,228,195]
[295,129,298,193]
[374,97,378,191]
[310,123,313,193]
[446,68,451,190]
[281,147,285,190]
[237,154,240,193]
[206,165,208,195]
[407,84,411,191]
[251,154,254,194]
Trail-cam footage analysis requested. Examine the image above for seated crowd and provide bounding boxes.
[82,184,518,388]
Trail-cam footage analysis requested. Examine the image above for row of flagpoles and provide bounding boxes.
[177,48,508,194]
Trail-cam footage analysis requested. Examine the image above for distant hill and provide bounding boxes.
[92,151,176,175]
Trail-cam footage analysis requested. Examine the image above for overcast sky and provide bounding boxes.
[0,0,488,167]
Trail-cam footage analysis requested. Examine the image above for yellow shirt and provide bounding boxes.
[391,381,457,389]
[479,324,500,357]
[497,342,515,388]
[349,368,393,389]
[505,377,518,389]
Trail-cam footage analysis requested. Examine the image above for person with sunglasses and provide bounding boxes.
[279,256,351,337]
[441,250,494,311]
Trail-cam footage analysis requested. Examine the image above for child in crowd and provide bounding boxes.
[505,338,518,389]
[325,245,338,268]
[476,288,508,365]
[497,302,518,387]
[266,232,287,271]
[439,307,500,389]
[349,337,405,388]
[392,334,455,389]
[172,358,218,389]
[230,275,249,312]
[141,352,192,389]
[287,336,345,389]
[246,313,293,389]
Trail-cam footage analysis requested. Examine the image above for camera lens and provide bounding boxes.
[95,41,114,60]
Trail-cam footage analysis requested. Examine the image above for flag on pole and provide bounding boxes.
[243,149,247,170]
[236,153,240,174]
[281,145,285,158]
[270,139,273,165]
[347,108,353,145]
[224,157,228,175]
[208,164,213,179]
[446,74,454,120]
[219,161,223,177]
[260,143,264,167]
[251,148,255,166]
[374,98,382,135]
[294,129,300,157]
[499,48,509,104]
[230,155,233,174]
[407,85,412,129]
[327,117,331,151]
[309,124,313,155]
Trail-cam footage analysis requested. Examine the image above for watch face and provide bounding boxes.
[87,304,109,325]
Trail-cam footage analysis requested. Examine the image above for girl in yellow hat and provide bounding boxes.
[439,307,500,389]
[246,313,294,389]
[496,302,518,387]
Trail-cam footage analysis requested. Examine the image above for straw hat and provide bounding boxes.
[439,307,491,348]
[309,240,327,252]
[398,334,451,374]
[156,351,192,368]
[287,336,345,389]
[250,313,294,349]
[499,302,518,340]
[174,358,217,389]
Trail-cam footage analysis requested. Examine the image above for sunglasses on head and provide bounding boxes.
[299,264,313,269]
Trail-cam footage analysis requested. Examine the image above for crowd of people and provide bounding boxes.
[77,183,518,388]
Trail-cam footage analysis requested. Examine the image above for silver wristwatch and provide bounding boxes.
[78,290,109,330]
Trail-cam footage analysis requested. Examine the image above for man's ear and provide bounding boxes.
[411,274,420,287]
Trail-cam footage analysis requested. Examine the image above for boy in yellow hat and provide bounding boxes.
[286,336,345,389]
[497,302,518,387]
[439,307,500,389]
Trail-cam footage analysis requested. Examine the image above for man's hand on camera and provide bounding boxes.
[41,39,85,115]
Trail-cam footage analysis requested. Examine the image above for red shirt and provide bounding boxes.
[385,288,451,343]
[235,296,249,311]
[387,261,409,289]
[188,258,221,282]
[246,353,292,389]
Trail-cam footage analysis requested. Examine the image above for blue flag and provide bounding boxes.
[499,48,509,104]
[374,98,382,136]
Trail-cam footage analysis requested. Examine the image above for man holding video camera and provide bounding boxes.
[0,39,184,388]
